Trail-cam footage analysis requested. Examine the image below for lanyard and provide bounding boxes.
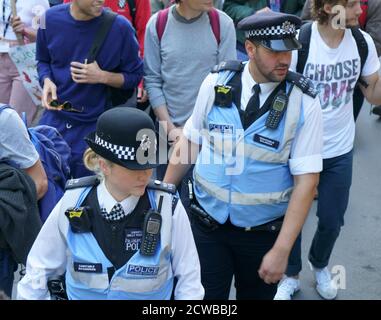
[2,0,13,38]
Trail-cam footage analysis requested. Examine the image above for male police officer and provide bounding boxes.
[164,11,323,300]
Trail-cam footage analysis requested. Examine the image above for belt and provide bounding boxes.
[190,201,283,233]
[224,218,284,233]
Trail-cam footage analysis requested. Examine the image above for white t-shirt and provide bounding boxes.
[0,0,49,41]
[290,22,380,159]
[183,63,324,176]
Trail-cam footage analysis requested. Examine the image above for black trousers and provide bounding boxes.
[191,218,279,300]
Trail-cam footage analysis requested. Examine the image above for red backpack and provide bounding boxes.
[358,0,368,30]
[155,7,221,45]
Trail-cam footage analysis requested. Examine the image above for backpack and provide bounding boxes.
[156,7,220,45]
[0,104,71,222]
[359,0,368,30]
[127,0,137,26]
[296,22,369,121]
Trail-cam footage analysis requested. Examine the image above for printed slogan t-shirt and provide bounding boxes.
[291,22,380,159]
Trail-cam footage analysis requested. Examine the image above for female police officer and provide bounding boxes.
[17,107,204,300]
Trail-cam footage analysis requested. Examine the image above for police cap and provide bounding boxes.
[237,10,302,52]
[85,107,159,170]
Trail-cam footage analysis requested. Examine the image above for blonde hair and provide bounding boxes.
[83,148,113,180]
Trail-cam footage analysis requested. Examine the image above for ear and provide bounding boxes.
[323,3,334,15]
[245,40,256,60]
[98,158,110,177]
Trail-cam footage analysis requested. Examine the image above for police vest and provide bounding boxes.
[194,63,315,228]
[57,177,176,300]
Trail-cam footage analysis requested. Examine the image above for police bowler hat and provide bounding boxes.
[238,10,302,52]
[85,107,159,170]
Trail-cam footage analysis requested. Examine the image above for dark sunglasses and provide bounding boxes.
[49,100,84,113]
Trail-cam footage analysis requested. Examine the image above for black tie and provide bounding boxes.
[243,84,261,130]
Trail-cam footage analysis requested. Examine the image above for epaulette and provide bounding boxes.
[212,60,244,73]
[286,71,318,98]
[65,175,99,190]
[147,179,177,195]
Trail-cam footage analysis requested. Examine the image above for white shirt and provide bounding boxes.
[97,181,140,216]
[183,63,323,175]
[17,183,204,300]
[290,22,380,159]
[0,0,49,51]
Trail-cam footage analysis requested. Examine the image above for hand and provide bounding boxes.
[11,16,25,34]
[168,126,183,146]
[258,247,289,285]
[42,78,58,110]
[137,87,148,103]
[70,61,105,84]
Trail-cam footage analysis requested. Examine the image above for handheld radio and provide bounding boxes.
[140,196,163,256]
[265,91,288,129]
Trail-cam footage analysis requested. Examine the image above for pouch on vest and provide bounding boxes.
[214,85,233,108]
[65,206,92,233]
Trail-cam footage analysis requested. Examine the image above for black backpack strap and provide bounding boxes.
[296,22,312,74]
[87,10,118,63]
[127,0,136,26]
[351,26,369,87]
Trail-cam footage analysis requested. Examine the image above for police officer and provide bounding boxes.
[164,11,323,300]
[17,107,204,300]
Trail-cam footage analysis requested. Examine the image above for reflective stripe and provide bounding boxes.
[231,187,293,205]
[194,171,230,203]
[195,171,293,205]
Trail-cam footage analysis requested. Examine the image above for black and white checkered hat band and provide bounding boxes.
[95,134,135,160]
[245,23,296,39]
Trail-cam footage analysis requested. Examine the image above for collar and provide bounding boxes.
[97,180,140,215]
[242,63,279,95]
[172,5,205,24]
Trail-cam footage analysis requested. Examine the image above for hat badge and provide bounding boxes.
[282,21,293,33]
[140,134,151,151]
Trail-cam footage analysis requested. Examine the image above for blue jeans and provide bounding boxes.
[0,248,18,298]
[287,150,353,276]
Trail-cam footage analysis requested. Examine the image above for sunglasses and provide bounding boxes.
[49,100,84,113]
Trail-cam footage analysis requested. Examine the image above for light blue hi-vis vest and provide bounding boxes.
[58,187,174,300]
[194,70,305,228]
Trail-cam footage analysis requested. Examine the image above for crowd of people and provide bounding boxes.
[0,0,380,300]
